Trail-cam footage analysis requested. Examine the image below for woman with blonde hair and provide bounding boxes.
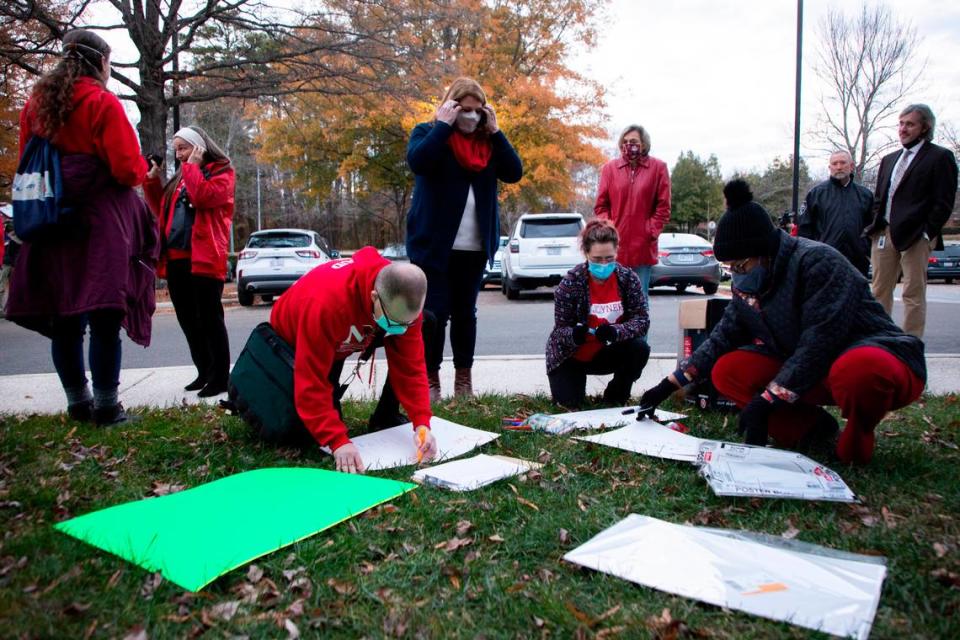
[403,77,523,401]
[144,126,235,397]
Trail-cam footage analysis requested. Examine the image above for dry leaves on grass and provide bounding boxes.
[121,626,148,640]
[559,528,570,544]
[565,602,623,631]
[326,578,356,596]
[930,568,960,589]
[202,600,240,623]
[645,608,710,639]
[516,496,540,511]
[781,521,801,540]
[456,519,473,536]
[435,537,473,552]
[487,534,505,543]
[933,542,949,559]
[148,481,187,497]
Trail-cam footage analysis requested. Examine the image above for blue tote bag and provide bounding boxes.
[11,136,73,241]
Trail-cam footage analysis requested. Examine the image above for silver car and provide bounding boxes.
[650,232,721,294]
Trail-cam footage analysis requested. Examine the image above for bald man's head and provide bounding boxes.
[373,262,428,320]
[829,151,854,183]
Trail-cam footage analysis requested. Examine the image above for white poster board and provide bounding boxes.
[554,406,687,433]
[411,454,537,491]
[563,515,886,640]
[573,418,709,463]
[698,442,858,502]
[325,417,499,472]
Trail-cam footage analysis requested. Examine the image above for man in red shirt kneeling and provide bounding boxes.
[268,247,438,473]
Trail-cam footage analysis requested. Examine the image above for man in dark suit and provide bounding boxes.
[865,104,958,338]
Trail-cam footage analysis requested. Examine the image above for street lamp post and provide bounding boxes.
[791,0,804,222]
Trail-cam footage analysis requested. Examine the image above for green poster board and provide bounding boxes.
[55,467,415,591]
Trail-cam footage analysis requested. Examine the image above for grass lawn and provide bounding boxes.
[1,394,959,639]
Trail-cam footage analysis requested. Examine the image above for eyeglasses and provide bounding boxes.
[727,258,752,275]
[376,292,417,328]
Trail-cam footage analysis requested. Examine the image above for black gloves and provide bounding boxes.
[594,323,617,345]
[636,377,679,419]
[738,394,782,445]
[572,324,589,345]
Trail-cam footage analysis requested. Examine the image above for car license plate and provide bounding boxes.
[943,261,955,267]
[674,254,698,263]
[547,247,561,256]
[271,257,283,268]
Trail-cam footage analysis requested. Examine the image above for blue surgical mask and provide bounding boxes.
[588,261,616,280]
[375,313,408,335]
[732,265,768,294]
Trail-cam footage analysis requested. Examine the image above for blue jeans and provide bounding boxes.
[50,311,123,393]
[632,265,652,299]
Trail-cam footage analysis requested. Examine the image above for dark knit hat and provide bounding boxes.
[713,179,779,261]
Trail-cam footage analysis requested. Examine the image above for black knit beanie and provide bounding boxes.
[713,179,779,261]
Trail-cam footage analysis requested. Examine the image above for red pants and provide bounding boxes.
[711,347,924,464]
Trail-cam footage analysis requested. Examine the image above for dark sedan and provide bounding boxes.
[928,244,960,284]
[650,233,721,294]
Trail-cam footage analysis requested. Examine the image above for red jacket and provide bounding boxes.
[19,77,147,187]
[270,247,433,450]
[144,160,235,280]
[594,155,672,267]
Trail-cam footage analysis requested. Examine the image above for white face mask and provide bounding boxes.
[456,110,481,133]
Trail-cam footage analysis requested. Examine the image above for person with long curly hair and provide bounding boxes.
[144,126,235,397]
[6,29,159,425]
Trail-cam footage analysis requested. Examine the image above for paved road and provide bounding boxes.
[1,283,958,375]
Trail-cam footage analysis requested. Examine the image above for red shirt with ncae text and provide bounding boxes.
[573,275,624,362]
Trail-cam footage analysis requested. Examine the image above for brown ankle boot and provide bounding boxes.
[454,368,473,398]
[428,370,441,403]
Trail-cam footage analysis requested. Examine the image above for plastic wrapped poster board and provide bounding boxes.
[574,418,709,462]
[563,514,885,640]
[411,454,539,491]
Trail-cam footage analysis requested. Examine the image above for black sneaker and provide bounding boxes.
[67,400,93,422]
[94,403,139,426]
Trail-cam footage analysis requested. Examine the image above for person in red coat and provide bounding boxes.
[269,247,438,473]
[144,126,235,397]
[594,124,672,298]
[8,29,158,426]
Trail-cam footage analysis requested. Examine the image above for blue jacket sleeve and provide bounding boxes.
[490,131,523,183]
[406,122,454,176]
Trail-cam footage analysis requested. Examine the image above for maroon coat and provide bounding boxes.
[5,154,160,346]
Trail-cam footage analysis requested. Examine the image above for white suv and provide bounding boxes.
[501,213,585,299]
[236,229,332,306]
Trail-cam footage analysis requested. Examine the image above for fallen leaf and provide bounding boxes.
[456,519,473,536]
[487,534,505,543]
[247,564,264,583]
[516,496,540,511]
[596,626,627,639]
[382,608,409,637]
[933,542,949,559]
[63,601,91,616]
[565,601,593,626]
[559,529,570,544]
[359,561,377,574]
[282,567,305,582]
[533,615,546,628]
[283,618,301,638]
[286,598,306,618]
[449,574,461,590]
[148,481,187,497]
[326,578,356,595]
[122,626,148,640]
[781,523,801,540]
[931,568,960,588]
[881,506,900,529]
[595,604,621,623]
[206,600,241,622]
[435,537,473,552]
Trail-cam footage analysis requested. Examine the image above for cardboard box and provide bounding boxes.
[678,299,709,330]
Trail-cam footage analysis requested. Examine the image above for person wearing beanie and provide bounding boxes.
[636,179,926,465]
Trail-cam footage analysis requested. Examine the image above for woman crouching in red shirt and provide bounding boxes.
[545,220,652,409]
[144,127,235,397]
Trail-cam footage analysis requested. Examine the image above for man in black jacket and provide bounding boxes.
[798,151,874,275]
[865,104,958,338]
[638,180,926,465]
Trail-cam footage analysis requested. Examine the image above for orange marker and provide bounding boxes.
[742,582,788,596]
[415,425,429,463]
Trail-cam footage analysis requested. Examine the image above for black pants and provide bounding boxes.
[327,311,437,429]
[50,310,123,392]
[166,259,230,385]
[548,337,651,409]
[416,250,487,371]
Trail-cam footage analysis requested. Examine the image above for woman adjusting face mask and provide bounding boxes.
[456,109,481,134]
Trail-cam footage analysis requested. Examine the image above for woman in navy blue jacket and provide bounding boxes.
[405,77,523,400]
